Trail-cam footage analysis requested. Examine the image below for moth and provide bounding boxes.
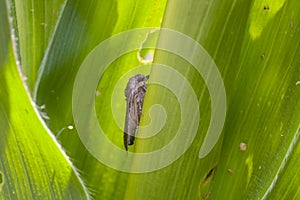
[124,74,149,151]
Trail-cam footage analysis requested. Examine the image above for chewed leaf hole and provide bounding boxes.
[137,29,159,63]
[199,167,217,199]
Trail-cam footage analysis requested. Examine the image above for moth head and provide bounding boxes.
[124,74,149,97]
[134,74,149,82]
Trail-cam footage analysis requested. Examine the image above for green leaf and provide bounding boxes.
[14,0,65,90]
[13,0,167,199]
[124,0,300,199]
[2,0,300,199]
[0,1,88,199]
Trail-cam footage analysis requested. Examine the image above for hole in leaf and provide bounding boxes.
[199,167,216,199]
[204,167,215,182]
[0,171,4,191]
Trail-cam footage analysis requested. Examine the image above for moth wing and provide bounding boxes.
[136,86,146,121]
[124,90,139,148]
[128,91,139,124]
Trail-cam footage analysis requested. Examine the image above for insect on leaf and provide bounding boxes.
[123,74,149,151]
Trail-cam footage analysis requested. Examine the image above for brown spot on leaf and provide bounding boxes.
[239,142,247,151]
[227,168,234,174]
[290,21,294,28]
